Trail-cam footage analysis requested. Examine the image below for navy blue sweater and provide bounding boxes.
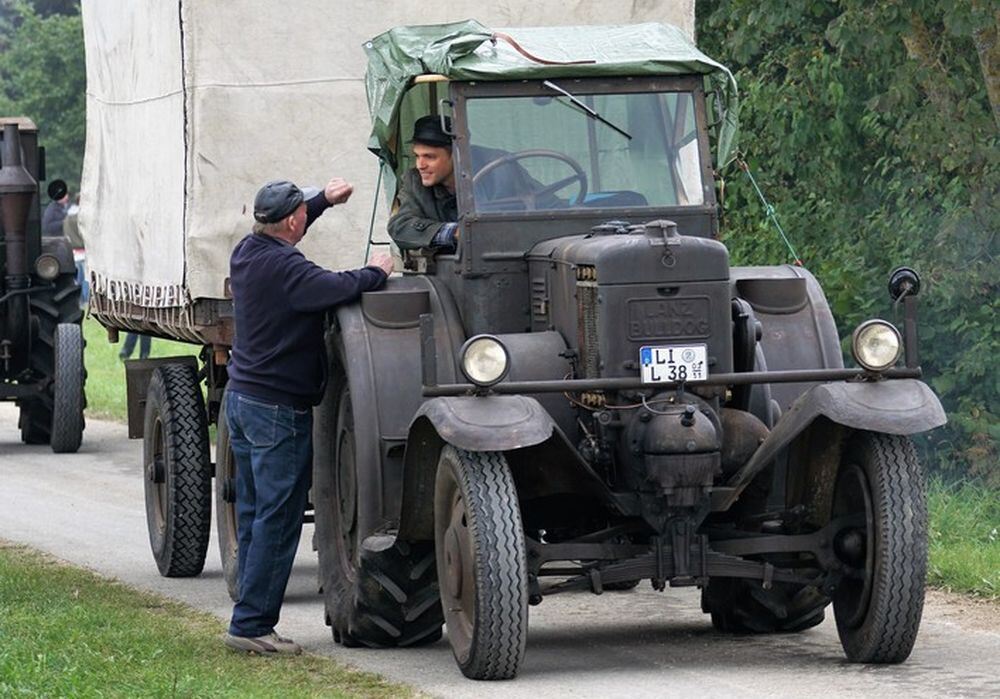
[227,197,386,407]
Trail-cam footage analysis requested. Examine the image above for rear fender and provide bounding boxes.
[718,379,945,512]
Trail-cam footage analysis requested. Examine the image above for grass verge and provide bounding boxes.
[927,479,999,599]
[0,542,412,698]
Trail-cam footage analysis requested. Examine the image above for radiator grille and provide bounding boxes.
[576,265,600,378]
[531,276,548,324]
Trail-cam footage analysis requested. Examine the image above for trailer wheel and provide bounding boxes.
[832,432,927,663]
[50,323,84,453]
[314,370,443,648]
[215,397,240,601]
[18,271,84,445]
[143,364,211,577]
[435,446,528,680]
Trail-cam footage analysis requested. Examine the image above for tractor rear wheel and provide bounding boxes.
[701,578,827,633]
[314,361,442,648]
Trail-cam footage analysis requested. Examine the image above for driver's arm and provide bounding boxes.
[387,170,457,251]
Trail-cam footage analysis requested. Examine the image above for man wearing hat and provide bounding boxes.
[387,115,560,252]
[387,115,461,251]
[224,177,393,655]
[41,178,70,237]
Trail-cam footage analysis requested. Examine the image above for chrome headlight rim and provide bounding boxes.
[851,319,902,372]
[459,334,510,387]
[34,253,61,280]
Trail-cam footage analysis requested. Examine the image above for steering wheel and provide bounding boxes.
[471,149,588,210]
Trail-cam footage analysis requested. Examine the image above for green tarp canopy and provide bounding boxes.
[364,20,739,170]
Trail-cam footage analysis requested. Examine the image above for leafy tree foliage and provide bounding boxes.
[0,0,85,193]
[698,1,998,483]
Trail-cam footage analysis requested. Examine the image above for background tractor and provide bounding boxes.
[0,119,85,453]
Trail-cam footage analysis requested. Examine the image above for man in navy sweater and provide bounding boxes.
[224,177,393,655]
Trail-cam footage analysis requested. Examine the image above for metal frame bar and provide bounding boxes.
[424,366,922,397]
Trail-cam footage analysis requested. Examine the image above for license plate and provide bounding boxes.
[639,344,708,383]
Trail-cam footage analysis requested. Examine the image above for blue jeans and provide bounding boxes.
[225,390,312,638]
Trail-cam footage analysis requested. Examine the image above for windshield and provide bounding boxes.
[464,89,705,213]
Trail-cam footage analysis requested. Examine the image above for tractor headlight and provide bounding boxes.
[34,254,60,280]
[851,320,902,372]
[460,335,510,387]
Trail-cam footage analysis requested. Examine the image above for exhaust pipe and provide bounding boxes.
[0,123,38,371]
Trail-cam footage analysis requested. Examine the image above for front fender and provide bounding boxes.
[397,395,556,541]
[719,379,945,510]
[413,395,556,451]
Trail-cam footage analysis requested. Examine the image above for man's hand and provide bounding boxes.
[324,177,354,206]
[369,251,394,277]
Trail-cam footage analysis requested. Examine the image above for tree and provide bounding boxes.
[698,0,998,483]
[0,0,85,193]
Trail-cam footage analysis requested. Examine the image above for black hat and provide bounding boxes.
[253,180,303,223]
[411,115,453,148]
[47,179,68,201]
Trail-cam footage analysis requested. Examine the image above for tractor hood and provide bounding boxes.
[528,220,730,285]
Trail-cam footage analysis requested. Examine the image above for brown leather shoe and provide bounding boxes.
[224,632,302,655]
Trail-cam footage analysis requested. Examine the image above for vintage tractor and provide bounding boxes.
[0,119,85,452]
[307,23,946,679]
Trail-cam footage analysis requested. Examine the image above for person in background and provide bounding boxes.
[41,179,70,237]
[223,177,393,656]
[119,332,151,360]
[62,194,89,304]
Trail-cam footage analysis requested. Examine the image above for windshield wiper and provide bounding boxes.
[542,80,632,140]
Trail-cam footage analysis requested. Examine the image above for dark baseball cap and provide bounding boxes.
[411,115,453,148]
[47,179,68,201]
[253,180,304,223]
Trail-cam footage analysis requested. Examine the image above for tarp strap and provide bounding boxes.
[490,32,596,66]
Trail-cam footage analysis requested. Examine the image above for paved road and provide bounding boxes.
[2,405,998,698]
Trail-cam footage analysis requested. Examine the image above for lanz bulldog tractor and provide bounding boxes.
[0,119,85,452]
[308,23,946,679]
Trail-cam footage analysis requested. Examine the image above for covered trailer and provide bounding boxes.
[78,0,696,601]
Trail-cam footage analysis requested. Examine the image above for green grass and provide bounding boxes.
[0,542,413,698]
[927,479,1000,599]
[83,315,199,422]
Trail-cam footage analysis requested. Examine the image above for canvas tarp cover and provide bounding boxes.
[366,21,739,172]
[79,1,694,310]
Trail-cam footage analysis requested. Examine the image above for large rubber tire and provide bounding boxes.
[50,323,84,453]
[435,446,528,681]
[18,271,84,445]
[215,397,240,601]
[701,578,827,633]
[832,432,927,664]
[143,364,212,577]
[314,364,443,648]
